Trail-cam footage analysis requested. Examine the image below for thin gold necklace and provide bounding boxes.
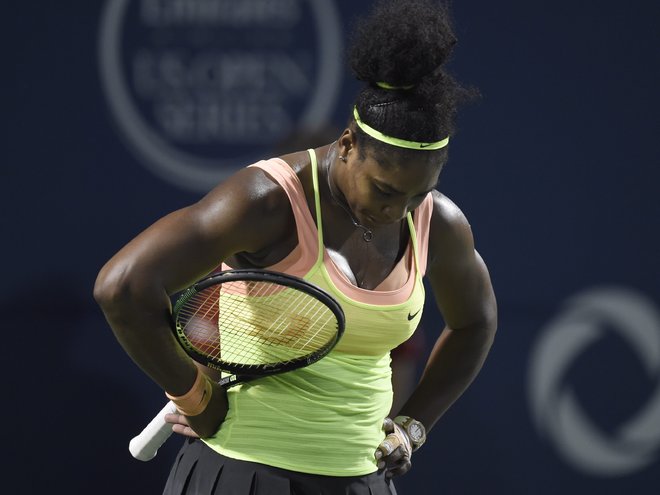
[325,148,374,242]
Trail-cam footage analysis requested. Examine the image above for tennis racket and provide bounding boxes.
[128,269,345,461]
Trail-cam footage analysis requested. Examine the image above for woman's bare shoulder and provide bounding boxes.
[427,190,475,267]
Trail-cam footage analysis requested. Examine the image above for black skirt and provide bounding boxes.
[163,438,398,495]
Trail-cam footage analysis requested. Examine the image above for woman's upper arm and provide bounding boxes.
[96,166,293,297]
[425,192,497,332]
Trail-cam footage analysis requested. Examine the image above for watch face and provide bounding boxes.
[408,422,424,442]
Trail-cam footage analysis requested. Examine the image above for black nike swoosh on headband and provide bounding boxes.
[407,309,422,321]
[419,143,432,148]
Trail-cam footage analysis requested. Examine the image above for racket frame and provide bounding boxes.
[171,269,345,378]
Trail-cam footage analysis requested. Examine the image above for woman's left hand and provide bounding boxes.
[164,412,200,438]
[374,417,413,478]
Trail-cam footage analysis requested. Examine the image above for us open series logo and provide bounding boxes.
[98,0,342,192]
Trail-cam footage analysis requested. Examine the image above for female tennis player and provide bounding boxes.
[94,0,497,493]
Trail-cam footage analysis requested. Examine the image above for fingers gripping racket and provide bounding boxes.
[129,269,345,461]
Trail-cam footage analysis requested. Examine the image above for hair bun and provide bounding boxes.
[348,0,457,88]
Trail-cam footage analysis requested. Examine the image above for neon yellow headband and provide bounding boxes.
[353,106,450,150]
[375,81,415,90]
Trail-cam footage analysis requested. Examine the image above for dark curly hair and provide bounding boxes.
[348,0,476,162]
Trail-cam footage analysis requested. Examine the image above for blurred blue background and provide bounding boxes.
[4,1,659,493]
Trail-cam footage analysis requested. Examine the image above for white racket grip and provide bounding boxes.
[129,401,178,461]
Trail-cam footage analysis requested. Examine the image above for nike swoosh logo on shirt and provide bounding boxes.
[407,309,422,321]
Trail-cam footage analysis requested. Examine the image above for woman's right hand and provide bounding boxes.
[165,380,229,438]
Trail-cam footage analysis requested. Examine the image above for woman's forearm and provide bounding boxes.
[94,268,198,396]
[396,323,496,431]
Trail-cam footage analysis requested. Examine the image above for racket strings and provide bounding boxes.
[176,280,338,367]
[186,291,332,363]
[219,285,334,356]
[177,285,222,352]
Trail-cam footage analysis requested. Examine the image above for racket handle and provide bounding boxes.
[129,401,178,461]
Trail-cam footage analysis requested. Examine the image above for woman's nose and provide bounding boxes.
[381,203,408,223]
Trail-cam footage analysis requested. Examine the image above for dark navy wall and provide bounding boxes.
[4,1,659,493]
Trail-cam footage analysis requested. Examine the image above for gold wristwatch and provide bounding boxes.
[393,416,427,451]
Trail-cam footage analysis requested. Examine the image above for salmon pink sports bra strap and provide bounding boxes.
[246,159,320,271]
[412,194,433,276]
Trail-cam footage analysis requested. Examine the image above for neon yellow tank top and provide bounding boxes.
[203,150,431,476]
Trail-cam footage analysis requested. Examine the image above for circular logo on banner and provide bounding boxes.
[98,0,342,192]
[528,287,660,476]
